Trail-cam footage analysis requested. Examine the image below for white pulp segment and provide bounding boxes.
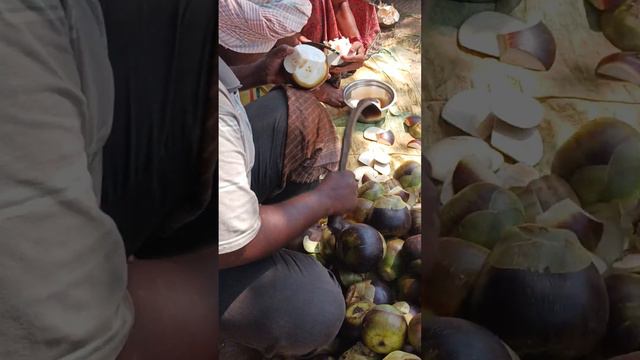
[441,89,494,138]
[491,121,543,166]
[425,136,504,182]
[496,162,540,188]
[490,90,544,129]
[359,151,376,166]
[374,162,391,176]
[284,44,328,88]
[354,166,378,181]
[458,11,528,57]
[364,127,384,141]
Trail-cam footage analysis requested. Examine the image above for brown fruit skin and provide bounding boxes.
[425,237,489,317]
[408,313,421,353]
[551,118,640,181]
[424,316,513,360]
[469,264,609,359]
[601,0,640,51]
[604,273,640,357]
[396,276,420,306]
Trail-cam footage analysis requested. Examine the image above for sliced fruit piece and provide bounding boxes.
[374,162,391,176]
[451,155,502,194]
[441,89,494,138]
[364,127,384,141]
[359,151,376,167]
[354,166,379,182]
[458,11,528,57]
[491,120,543,166]
[426,136,504,182]
[497,21,557,71]
[536,199,604,251]
[596,52,640,86]
[490,91,544,129]
[283,44,329,89]
[377,130,395,146]
[407,139,421,149]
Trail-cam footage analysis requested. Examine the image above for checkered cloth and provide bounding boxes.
[219,0,312,54]
[281,86,340,185]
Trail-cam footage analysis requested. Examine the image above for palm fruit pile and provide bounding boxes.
[299,160,422,360]
[424,118,640,360]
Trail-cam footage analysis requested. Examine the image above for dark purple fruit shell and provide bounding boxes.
[469,265,609,359]
[397,276,420,306]
[424,316,513,360]
[366,196,412,237]
[371,276,395,305]
[605,273,640,356]
[336,223,386,273]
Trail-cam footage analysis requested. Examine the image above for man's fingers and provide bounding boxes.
[272,44,295,58]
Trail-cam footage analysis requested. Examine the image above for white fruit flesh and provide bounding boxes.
[458,11,528,57]
[283,44,328,89]
[491,121,543,166]
[497,21,557,71]
[426,136,504,182]
[441,89,494,138]
[490,90,544,129]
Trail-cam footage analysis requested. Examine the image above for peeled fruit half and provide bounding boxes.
[497,21,557,71]
[601,0,640,51]
[283,44,329,89]
[469,225,609,359]
[536,198,604,251]
[451,155,502,194]
[596,52,640,86]
[458,11,528,57]
[362,304,407,354]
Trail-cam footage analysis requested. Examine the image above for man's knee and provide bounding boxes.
[221,250,346,357]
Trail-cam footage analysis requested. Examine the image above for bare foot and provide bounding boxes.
[313,83,345,108]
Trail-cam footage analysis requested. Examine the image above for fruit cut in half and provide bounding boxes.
[596,52,640,86]
[497,21,557,71]
[283,44,329,89]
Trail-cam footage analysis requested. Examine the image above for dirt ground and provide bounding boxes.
[328,0,422,173]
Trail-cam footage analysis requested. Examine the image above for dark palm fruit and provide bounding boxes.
[378,239,405,282]
[425,237,489,317]
[358,181,385,202]
[424,316,513,360]
[337,224,386,273]
[440,182,524,249]
[393,161,421,190]
[366,195,412,237]
[468,224,609,359]
[402,235,421,276]
[552,117,640,181]
[362,304,407,354]
[345,281,376,306]
[408,313,421,353]
[396,276,420,306]
[370,277,395,305]
[604,273,640,356]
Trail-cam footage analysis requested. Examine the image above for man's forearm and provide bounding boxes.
[230,60,267,90]
[219,189,330,269]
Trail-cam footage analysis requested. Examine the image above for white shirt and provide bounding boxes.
[218,60,261,254]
